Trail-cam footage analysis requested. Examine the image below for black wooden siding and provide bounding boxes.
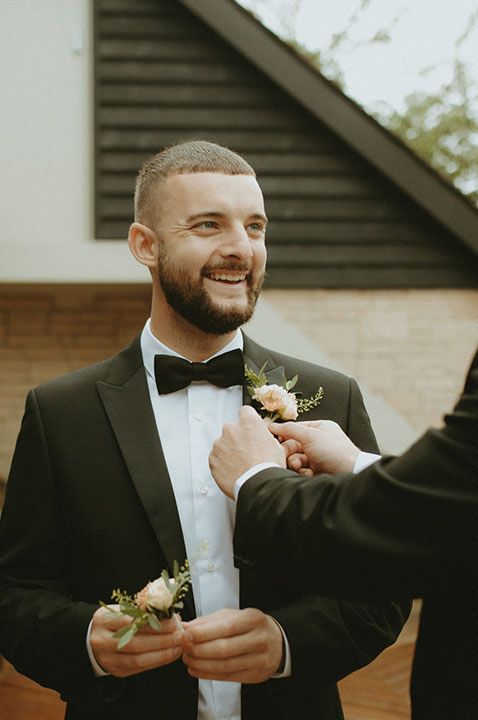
[94,0,478,287]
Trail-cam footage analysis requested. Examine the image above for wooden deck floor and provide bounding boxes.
[0,605,418,720]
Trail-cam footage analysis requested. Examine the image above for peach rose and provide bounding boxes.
[279,396,299,420]
[136,577,174,612]
[253,384,298,420]
[253,384,289,412]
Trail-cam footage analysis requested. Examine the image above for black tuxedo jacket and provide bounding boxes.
[0,332,409,720]
[235,349,478,719]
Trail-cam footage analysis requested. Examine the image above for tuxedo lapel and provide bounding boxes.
[96,344,194,615]
[242,333,287,406]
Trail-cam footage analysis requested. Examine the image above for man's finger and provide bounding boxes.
[280,438,303,457]
[269,421,319,446]
[185,608,257,643]
[287,453,309,471]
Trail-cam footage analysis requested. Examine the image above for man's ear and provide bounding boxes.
[128,222,158,268]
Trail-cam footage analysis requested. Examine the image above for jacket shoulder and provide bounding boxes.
[32,336,142,403]
[243,335,355,388]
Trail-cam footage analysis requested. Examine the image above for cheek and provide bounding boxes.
[254,245,267,271]
[172,251,205,274]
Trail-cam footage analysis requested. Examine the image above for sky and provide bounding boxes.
[237,0,478,115]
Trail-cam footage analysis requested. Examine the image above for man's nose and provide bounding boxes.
[220,226,253,259]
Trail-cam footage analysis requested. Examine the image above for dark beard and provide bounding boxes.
[158,255,264,335]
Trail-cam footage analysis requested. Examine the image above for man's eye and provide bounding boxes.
[248,223,265,232]
[197,221,217,229]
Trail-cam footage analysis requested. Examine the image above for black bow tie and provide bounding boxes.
[154,349,245,395]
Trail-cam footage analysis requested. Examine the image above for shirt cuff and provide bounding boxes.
[353,451,381,474]
[234,462,281,500]
[86,619,110,677]
[270,619,292,678]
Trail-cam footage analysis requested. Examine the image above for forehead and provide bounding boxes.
[161,172,265,217]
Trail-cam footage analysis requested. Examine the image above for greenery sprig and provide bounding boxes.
[100,560,191,649]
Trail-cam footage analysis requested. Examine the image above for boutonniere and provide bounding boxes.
[100,560,191,649]
[245,363,324,422]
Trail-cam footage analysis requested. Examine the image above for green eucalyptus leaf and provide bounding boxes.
[99,601,119,614]
[113,623,136,639]
[121,606,143,618]
[147,614,163,631]
[116,626,138,649]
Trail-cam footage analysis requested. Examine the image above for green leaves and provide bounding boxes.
[98,558,193,649]
[114,623,139,650]
[296,387,324,413]
[244,362,269,388]
[147,614,163,631]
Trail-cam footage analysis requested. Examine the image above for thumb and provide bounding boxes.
[269,421,318,446]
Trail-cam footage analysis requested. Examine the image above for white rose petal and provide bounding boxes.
[279,394,299,420]
[146,577,174,612]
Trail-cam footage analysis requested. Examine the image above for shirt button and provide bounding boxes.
[207,562,216,573]
[195,413,204,421]
[200,485,209,495]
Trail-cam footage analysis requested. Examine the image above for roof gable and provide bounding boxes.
[180,0,478,258]
[94,0,478,287]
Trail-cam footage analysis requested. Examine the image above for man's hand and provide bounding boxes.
[90,606,184,677]
[181,608,283,683]
[270,420,361,475]
[209,406,286,498]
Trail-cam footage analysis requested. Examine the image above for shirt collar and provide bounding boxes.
[140,318,244,380]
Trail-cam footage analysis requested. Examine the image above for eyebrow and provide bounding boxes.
[185,211,268,224]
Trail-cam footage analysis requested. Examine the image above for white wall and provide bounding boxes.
[0,0,146,282]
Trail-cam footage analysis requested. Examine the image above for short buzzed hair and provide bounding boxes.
[134,140,255,226]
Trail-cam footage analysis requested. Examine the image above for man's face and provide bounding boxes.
[153,172,267,335]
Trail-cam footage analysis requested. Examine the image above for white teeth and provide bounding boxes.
[209,273,247,282]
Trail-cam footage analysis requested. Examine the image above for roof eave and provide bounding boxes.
[179,0,478,257]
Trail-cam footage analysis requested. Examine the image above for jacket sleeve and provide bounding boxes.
[269,593,409,685]
[259,370,410,686]
[234,351,478,599]
[0,390,116,702]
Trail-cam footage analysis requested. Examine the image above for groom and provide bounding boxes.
[0,140,409,720]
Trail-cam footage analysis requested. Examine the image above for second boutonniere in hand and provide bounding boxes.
[245,363,324,422]
[100,560,191,649]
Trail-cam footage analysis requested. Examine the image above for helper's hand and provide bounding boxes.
[90,606,184,677]
[209,406,286,499]
[182,608,283,683]
[270,419,361,475]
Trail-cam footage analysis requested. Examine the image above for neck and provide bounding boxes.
[149,307,237,361]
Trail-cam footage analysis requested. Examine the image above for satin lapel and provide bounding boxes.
[96,367,194,615]
[242,334,286,406]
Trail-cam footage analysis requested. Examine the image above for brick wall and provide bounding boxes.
[1,285,477,480]
[0,285,151,479]
[265,288,478,434]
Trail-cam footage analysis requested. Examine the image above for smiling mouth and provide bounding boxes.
[206,272,248,284]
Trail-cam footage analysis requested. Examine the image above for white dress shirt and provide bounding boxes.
[87,320,290,720]
[143,321,242,720]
